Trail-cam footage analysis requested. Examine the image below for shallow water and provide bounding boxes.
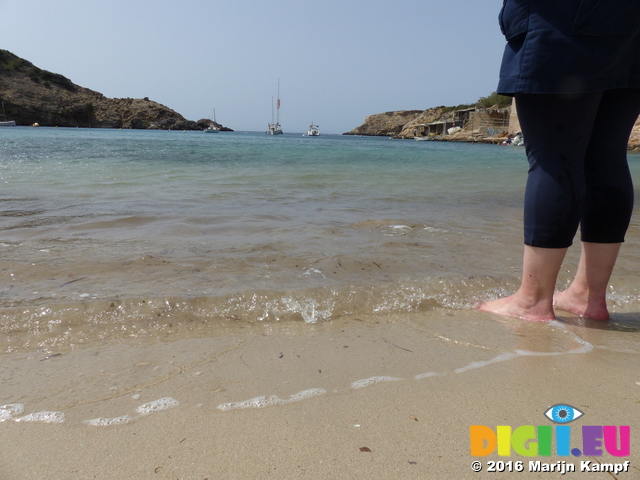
[2,127,640,349]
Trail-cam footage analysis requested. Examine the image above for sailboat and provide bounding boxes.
[306,124,320,136]
[205,108,219,133]
[0,102,16,127]
[266,80,283,135]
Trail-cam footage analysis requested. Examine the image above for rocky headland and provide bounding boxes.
[345,100,640,150]
[0,50,232,131]
[344,104,497,138]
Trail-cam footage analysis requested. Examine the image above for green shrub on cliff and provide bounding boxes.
[28,68,77,92]
[441,103,475,115]
[476,92,511,109]
[0,49,76,92]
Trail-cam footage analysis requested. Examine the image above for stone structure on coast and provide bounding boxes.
[344,104,511,143]
[0,50,232,131]
[345,100,640,150]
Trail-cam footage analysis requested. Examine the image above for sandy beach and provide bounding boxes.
[2,130,639,479]
[2,308,638,479]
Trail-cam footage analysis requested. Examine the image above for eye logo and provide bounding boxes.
[545,404,584,424]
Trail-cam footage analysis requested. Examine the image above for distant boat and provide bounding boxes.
[266,80,283,135]
[307,124,320,136]
[205,108,219,133]
[0,102,16,127]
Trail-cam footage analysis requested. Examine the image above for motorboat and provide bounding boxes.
[307,124,320,136]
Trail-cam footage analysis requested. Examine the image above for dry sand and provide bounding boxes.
[1,310,639,479]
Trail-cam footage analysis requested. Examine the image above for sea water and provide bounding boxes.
[2,127,640,350]
[0,127,640,428]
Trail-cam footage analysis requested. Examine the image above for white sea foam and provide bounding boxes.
[85,415,132,427]
[135,397,179,416]
[15,411,65,423]
[415,372,440,380]
[0,404,25,422]
[454,352,520,374]
[351,376,403,389]
[280,297,334,324]
[384,225,412,236]
[423,226,448,233]
[217,388,327,411]
[301,268,326,279]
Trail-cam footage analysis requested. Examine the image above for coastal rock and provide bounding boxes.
[396,107,454,138]
[345,99,640,148]
[629,116,640,150]
[344,110,424,136]
[345,105,501,141]
[0,50,231,131]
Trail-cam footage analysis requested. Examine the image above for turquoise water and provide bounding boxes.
[1,127,640,351]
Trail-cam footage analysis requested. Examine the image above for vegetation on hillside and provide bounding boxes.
[476,92,512,109]
[436,93,511,116]
[0,49,76,92]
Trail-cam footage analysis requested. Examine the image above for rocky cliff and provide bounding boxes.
[629,118,640,150]
[345,110,425,136]
[344,107,457,137]
[0,50,231,131]
[346,101,640,149]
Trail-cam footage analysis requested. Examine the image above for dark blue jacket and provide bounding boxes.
[497,0,640,94]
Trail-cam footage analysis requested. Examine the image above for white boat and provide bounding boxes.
[307,124,320,136]
[205,108,220,133]
[266,80,283,135]
[0,102,15,127]
[266,122,282,135]
[502,131,524,146]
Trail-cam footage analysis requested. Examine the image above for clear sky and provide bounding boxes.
[2,0,506,134]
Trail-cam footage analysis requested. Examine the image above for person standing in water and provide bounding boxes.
[479,0,640,321]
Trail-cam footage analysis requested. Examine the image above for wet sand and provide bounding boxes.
[1,309,638,479]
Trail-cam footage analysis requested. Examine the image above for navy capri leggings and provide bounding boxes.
[516,89,640,248]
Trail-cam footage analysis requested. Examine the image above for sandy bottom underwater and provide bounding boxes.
[1,308,639,479]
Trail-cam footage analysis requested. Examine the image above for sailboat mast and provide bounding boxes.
[271,96,275,124]
[276,79,280,126]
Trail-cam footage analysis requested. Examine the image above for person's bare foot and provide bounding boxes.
[477,295,556,322]
[554,290,610,321]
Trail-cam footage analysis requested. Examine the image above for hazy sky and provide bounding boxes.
[2,0,506,134]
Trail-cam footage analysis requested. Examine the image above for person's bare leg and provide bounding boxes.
[554,242,620,321]
[478,245,567,321]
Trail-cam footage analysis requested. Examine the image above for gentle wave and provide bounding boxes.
[3,278,639,354]
[0,274,507,353]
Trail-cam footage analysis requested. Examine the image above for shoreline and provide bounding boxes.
[1,310,639,478]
